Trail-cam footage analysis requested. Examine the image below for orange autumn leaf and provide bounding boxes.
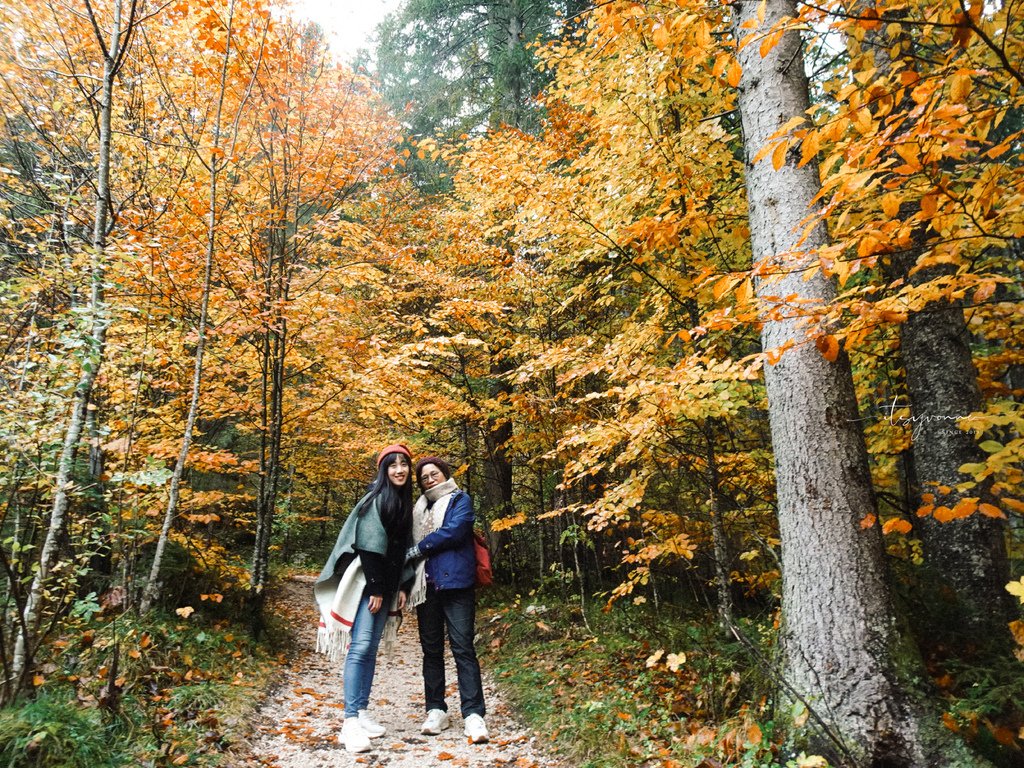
[977,502,1006,519]
[815,334,840,363]
[882,518,912,535]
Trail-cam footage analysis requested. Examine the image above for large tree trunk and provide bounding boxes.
[732,1,985,764]
[852,10,1013,642]
[894,254,1012,639]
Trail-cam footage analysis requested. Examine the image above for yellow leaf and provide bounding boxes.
[713,275,737,301]
[920,193,938,218]
[175,606,195,618]
[735,278,753,305]
[800,131,820,166]
[894,142,920,171]
[974,281,997,303]
[772,140,788,170]
[652,24,670,50]
[949,497,977,519]
[881,194,901,219]
[949,70,972,102]
[746,723,763,745]
[1006,577,1024,603]
[33,674,45,687]
[727,60,742,88]
[856,107,873,134]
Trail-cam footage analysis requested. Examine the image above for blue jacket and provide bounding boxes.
[418,490,476,590]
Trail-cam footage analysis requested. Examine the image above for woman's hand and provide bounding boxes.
[368,595,384,614]
[397,591,408,611]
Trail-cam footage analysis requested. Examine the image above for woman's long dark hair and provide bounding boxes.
[358,452,412,536]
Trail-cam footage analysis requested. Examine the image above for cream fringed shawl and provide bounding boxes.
[315,556,402,661]
[408,477,459,608]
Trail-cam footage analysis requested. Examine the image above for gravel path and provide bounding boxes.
[226,576,560,768]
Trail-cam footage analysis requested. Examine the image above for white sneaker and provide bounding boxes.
[464,713,489,744]
[421,708,450,735]
[341,717,371,753]
[358,710,386,738]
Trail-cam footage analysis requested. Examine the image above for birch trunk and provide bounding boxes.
[705,424,733,636]
[732,0,986,763]
[10,0,127,692]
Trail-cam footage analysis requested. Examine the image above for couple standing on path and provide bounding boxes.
[313,444,489,754]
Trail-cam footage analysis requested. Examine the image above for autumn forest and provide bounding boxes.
[0,0,1022,765]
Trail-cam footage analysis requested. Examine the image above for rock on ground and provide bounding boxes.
[224,576,561,768]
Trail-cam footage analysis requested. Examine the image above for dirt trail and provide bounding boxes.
[226,576,559,768]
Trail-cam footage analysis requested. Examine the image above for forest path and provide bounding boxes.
[225,575,558,768]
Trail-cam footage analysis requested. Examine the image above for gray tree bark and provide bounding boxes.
[895,257,1012,639]
[732,0,988,763]
[854,12,1013,641]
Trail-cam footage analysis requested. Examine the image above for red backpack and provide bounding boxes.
[473,530,492,588]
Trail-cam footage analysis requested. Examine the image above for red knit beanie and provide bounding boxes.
[376,443,412,467]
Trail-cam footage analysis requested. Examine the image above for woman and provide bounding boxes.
[314,444,414,754]
[407,456,489,744]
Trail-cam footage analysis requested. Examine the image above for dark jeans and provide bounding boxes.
[416,584,485,718]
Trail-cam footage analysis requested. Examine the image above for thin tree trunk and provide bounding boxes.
[705,423,733,637]
[140,0,240,614]
[10,0,130,695]
[249,185,290,631]
[732,0,987,763]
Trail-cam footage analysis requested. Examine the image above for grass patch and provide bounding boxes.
[480,589,1024,768]
[479,591,790,768]
[0,693,126,768]
[1,599,281,767]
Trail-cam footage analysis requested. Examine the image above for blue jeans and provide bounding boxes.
[343,593,389,717]
[416,585,485,718]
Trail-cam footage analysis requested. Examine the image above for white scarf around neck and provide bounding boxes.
[409,477,459,607]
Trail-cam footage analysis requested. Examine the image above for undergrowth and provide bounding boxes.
[0,592,282,767]
[478,589,793,768]
[479,589,1024,768]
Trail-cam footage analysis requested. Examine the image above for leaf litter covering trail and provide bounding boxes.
[225,576,562,768]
